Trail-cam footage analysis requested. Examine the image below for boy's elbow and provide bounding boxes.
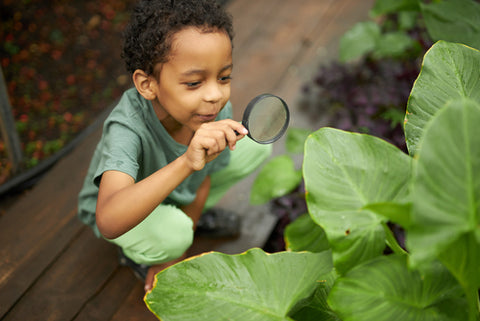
[96,210,121,240]
[98,227,118,240]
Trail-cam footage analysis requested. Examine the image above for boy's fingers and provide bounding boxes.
[217,120,247,149]
[188,120,248,168]
[194,133,225,156]
[211,119,247,135]
[201,120,247,149]
[227,120,248,136]
[235,125,248,136]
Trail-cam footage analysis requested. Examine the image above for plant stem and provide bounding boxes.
[466,288,480,321]
[477,290,480,320]
[382,222,407,256]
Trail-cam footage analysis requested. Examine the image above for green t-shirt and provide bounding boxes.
[77,88,231,236]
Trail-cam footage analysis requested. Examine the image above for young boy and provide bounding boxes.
[77,0,271,292]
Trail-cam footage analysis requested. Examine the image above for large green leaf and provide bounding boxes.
[303,128,412,273]
[439,234,480,321]
[145,248,333,321]
[328,255,469,321]
[291,270,340,321]
[285,213,330,253]
[339,21,380,62]
[421,0,480,50]
[250,155,302,205]
[406,99,480,316]
[407,99,480,265]
[404,41,480,155]
[363,201,412,228]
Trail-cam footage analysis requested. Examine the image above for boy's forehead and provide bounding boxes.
[152,27,232,76]
[169,27,231,56]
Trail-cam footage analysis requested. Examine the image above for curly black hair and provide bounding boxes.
[122,0,234,75]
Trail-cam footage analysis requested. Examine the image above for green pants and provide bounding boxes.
[108,137,271,265]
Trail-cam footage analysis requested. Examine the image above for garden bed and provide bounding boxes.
[0,0,137,192]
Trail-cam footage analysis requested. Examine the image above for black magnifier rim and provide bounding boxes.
[242,93,290,144]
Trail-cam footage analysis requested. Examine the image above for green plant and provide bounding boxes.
[249,128,309,206]
[145,40,479,321]
[339,0,480,63]
[250,128,311,252]
[145,249,334,320]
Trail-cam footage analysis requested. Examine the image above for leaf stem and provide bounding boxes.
[477,290,480,319]
[382,222,407,256]
[466,288,480,321]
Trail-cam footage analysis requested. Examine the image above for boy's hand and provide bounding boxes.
[185,119,248,171]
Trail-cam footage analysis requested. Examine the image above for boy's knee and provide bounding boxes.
[112,205,194,265]
[148,213,194,262]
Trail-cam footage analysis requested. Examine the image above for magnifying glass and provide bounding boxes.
[240,93,290,144]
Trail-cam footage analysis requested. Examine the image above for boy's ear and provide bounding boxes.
[132,69,157,100]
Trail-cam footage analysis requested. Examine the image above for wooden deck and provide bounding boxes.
[0,0,375,320]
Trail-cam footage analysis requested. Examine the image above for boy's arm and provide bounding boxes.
[96,153,194,239]
[95,119,247,239]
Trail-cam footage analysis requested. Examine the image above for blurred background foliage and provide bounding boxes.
[0,0,137,185]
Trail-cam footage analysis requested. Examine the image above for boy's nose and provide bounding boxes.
[204,82,224,103]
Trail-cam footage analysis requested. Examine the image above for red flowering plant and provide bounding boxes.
[0,0,136,185]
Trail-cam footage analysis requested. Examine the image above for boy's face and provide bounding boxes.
[150,27,233,134]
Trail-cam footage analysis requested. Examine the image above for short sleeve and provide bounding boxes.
[93,121,142,186]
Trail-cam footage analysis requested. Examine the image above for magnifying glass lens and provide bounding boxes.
[249,97,287,141]
[242,94,290,144]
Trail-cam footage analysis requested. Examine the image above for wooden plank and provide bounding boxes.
[292,0,377,85]
[0,125,102,318]
[276,0,377,123]
[73,267,139,321]
[226,0,278,50]
[0,215,83,317]
[2,229,118,321]
[227,0,336,119]
[110,283,158,321]
[0,204,83,317]
[225,0,279,119]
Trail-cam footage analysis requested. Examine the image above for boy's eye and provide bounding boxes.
[219,75,232,82]
[185,81,201,88]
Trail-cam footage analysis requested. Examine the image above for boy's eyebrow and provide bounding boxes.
[221,63,233,72]
[181,64,233,76]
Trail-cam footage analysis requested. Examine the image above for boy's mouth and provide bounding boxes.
[196,113,218,122]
